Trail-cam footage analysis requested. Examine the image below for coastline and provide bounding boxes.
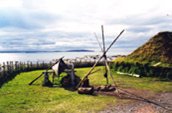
[0,51,124,64]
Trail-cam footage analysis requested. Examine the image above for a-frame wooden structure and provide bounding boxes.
[77,25,125,88]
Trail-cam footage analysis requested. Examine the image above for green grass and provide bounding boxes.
[0,67,172,113]
[113,72,172,92]
[76,67,172,92]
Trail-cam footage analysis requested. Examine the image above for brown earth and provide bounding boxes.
[98,88,172,113]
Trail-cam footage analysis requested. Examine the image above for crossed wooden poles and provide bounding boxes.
[77,25,124,88]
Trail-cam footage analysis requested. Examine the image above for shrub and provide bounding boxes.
[111,61,172,80]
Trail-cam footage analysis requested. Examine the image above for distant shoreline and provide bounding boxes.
[0,51,125,64]
[0,49,94,53]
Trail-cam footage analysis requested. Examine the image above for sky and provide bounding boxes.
[0,0,172,54]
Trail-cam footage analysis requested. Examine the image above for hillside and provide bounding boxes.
[127,31,172,64]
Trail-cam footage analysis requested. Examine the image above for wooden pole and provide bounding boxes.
[105,60,116,86]
[77,29,125,88]
[94,32,103,52]
[101,25,109,84]
[105,30,125,53]
[104,55,109,84]
[103,29,124,85]
[101,25,105,52]
[28,73,43,85]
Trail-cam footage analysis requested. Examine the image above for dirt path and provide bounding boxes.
[99,88,172,113]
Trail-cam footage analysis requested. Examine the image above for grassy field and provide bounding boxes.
[0,67,172,113]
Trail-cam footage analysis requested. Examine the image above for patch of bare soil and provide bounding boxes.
[98,88,172,113]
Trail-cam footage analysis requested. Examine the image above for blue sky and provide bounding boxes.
[0,0,172,54]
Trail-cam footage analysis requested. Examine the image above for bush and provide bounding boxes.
[111,62,172,80]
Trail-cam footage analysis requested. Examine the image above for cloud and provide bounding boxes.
[109,15,172,26]
[107,15,172,49]
[0,30,98,51]
[127,26,152,33]
[0,9,59,30]
[0,0,172,54]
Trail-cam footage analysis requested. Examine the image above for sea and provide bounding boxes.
[0,51,116,64]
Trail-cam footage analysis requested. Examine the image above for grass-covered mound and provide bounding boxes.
[112,31,172,79]
[0,67,172,113]
[127,31,172,65]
